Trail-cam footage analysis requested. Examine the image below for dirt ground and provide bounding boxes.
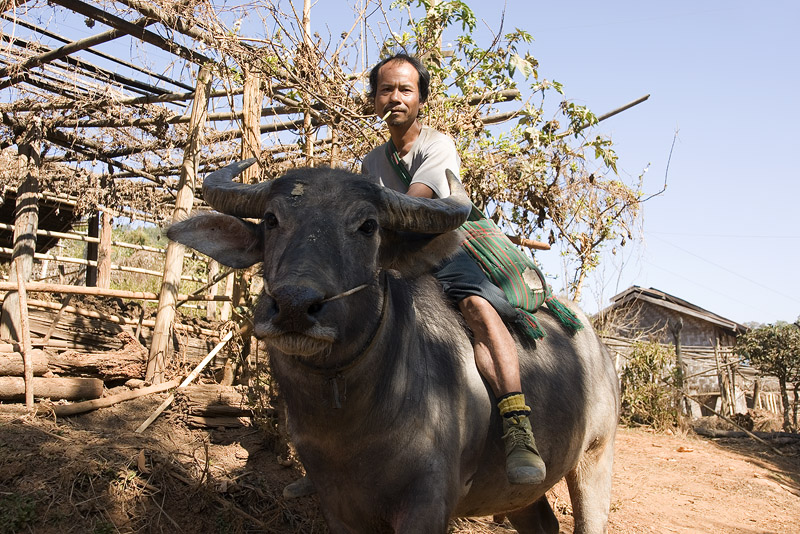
[1,394,799,534]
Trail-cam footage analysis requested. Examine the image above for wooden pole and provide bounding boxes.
[330,125,339,167]
[97,211,113,289]
[302,0,315,165]
[0,281,230,301]
[147,65,212,384]
[2,88,240,114]
[220,272,234,322]
[25,298,220,337]
[14,258,33,410]
[670,317,690,416]
[85,211,99,287]
[726,347,738,413]
[1,140,40,342]
[206,260,219,320]
[753,378,762,410]
[713,337,734,416]
[0,349,48,376]
[113,0,219,50]
[52,378,180,417]
[225,68,263,323]
[0,34,170,96]
[0,13,192,91]
[45,0,214,66]
[0,377,103,401]
[241,68,263,184]
[0,248,206,282]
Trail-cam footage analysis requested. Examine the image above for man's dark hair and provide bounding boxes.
[368,53,430,103]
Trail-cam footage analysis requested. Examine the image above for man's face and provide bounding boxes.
[373,60,423,128]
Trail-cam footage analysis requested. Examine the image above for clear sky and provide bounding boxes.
[304,0,800,326]
[500,0,800,326]
[6,1,798,326]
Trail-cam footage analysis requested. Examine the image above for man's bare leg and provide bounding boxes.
[459,296,546,485]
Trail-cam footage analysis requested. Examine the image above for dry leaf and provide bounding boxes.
[137,449,150,474]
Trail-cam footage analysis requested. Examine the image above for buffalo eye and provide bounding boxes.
[358,219,378,236]
[264,212,279,229]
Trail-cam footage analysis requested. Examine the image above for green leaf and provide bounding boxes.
[509,53,534,79]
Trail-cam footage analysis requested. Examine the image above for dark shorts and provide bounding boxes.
[432,248,518,323]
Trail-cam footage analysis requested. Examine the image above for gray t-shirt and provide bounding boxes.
[361,126,460,198]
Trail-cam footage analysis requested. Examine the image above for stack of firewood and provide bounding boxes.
[173,383,257,429]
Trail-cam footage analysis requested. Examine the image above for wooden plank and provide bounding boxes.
[27,316,127,351]
[186,416,250,428]
[175,384,251,417]
[85,212,99,286]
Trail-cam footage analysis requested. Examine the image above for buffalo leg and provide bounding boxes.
[389,480,456,534]
[505,496,559,534]
[391,500,451,534]
[565,436,615,534]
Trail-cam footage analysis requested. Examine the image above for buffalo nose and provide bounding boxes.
[269,285,325,331]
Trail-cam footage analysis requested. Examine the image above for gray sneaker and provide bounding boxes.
[283,475,316,499]
[502,415,546,485]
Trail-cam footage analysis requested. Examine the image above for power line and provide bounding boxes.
[642,259,771,317]
[649,235,800,306]
[649,231,800,239]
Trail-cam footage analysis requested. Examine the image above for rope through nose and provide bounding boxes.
[320,283,370,303]
[262,272,378,304]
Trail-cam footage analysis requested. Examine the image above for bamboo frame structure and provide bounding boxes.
[0,1,646,386]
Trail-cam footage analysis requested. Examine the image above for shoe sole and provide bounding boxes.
[507,466,546,485]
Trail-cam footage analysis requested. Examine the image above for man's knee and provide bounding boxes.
[459,295,494,318]
[459,296,508,336]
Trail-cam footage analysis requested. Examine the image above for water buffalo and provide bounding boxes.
[168,160,619,533]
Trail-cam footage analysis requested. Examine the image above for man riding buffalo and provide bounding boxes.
[362,54,546,485]
[284,53,546,499]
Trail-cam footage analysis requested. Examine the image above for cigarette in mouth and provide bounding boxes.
[382,110,392,121]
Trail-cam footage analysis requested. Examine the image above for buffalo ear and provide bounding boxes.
[378,229,465,278]
[167,213,263,269]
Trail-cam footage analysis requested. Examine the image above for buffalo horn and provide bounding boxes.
[378,169,473,234]
[201,159,273,218]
